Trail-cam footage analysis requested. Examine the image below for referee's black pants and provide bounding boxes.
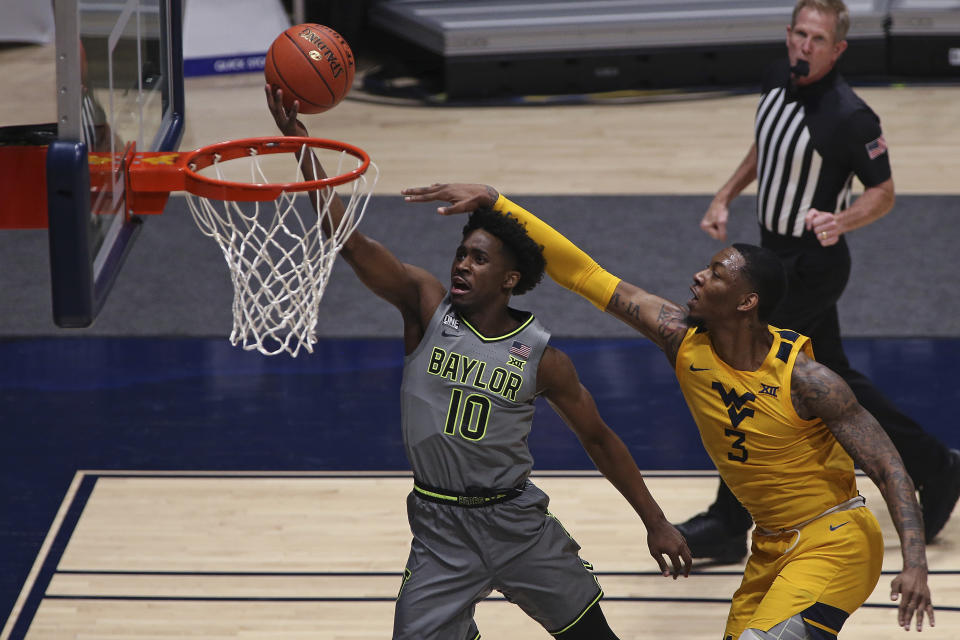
[709,234,954,532]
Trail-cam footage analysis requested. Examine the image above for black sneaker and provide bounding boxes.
[674,511,748,564]
[920,448,960,544]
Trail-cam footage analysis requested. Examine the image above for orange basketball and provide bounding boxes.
[265,23,355,114]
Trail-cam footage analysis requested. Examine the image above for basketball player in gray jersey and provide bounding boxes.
[267,86,692,640]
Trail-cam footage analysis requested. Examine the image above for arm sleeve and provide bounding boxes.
[492,194,621,310]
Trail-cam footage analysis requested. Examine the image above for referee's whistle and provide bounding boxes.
[789,59,810,77]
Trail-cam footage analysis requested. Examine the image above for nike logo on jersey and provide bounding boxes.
[829,521,850,532]
[441,329,460,337]
[689,364,709,371]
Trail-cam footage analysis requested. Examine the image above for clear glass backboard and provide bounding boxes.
[48,0,184,327]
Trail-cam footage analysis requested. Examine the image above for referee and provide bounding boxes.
[684,0,960,562]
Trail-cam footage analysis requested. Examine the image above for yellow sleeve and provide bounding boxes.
[492,193,621,310]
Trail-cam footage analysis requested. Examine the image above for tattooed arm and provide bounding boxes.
[791,352,934,632]
[605,281,690,366]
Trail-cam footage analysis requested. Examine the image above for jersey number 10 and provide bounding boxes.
[444,389,492,441]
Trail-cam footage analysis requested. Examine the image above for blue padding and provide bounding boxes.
[162,0,185,152]
[2,336,957,470]
[46,140,94,327]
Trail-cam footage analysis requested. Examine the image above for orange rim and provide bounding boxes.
[181,136,371,201]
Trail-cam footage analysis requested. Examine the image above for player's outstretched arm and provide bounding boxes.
[791,353,934,632]
[537,346,692,579]
[402,184,690,364]
[267,86,444,338]
[267,85,343,232]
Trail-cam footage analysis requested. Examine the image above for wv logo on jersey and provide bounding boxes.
[712,382,756,427]
[712,382,755,463]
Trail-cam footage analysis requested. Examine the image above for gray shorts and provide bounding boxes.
[392,480,603,640]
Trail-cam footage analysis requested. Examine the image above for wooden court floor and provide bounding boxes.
[6,471,958,639]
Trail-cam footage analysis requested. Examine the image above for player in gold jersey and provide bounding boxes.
[402,184,934,638]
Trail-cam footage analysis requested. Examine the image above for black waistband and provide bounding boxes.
[760,226,848,252]
[412,480,524,508]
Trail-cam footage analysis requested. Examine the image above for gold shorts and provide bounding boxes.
[724,505,883,639]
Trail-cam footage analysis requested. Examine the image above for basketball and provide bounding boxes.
[265,23,355,114]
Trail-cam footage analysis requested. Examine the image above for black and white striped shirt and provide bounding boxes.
[754,61,890,239]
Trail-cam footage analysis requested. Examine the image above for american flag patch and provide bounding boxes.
[509,340,532,359]
[865,135,887,160]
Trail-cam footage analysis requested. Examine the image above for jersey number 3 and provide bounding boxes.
[444,388,492,441]
[725,428,748,463]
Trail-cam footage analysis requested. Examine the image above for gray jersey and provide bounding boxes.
[401,296,550,492]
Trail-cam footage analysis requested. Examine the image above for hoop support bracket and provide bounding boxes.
[124,147,189,215]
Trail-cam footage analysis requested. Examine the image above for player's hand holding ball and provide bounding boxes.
[265,85,307,138]
[264,23,355,115]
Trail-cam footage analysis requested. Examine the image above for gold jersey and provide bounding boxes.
[675,326,857,531]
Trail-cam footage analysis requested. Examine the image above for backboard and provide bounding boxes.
[48,0,184,327]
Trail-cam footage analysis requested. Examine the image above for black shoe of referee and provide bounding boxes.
[674,512,748,564]
[920,448,960,544]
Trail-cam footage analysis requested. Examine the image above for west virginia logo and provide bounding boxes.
[712,382,755,463]
[712,382,755,427]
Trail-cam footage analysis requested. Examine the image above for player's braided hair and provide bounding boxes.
[732,243,788,321]
[463,207,545,296]
[792,0,850,41]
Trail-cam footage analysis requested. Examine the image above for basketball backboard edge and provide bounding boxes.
[48,0,185,328]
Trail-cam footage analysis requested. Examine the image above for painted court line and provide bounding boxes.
[2,472,91,640]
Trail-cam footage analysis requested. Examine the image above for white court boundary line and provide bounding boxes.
[1,471,86,640]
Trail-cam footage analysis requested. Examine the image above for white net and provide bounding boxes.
[185,143,378,357]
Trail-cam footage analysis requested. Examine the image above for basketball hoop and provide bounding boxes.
[124,136,378,357]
